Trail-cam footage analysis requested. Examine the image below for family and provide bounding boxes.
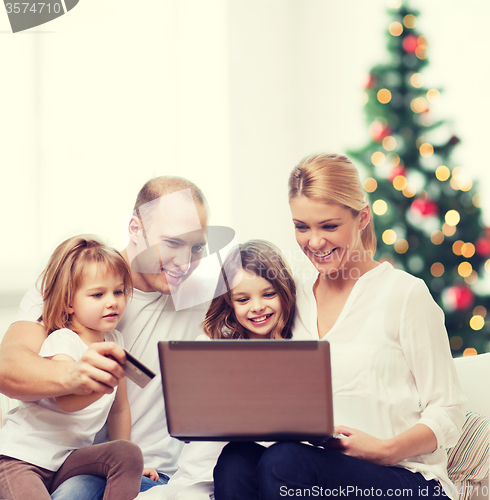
[0,153,466,500]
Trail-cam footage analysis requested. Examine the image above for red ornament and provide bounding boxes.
[388,165,407,182]
[445,285,475,312]
[365,74,377,89]
[369,121,391,142]
[476,236,490,257]
[402,35,419,53]
[410,198,439,217]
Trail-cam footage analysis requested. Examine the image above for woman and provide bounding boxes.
[213,153,466,500]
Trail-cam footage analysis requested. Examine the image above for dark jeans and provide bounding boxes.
[214,442,442,500]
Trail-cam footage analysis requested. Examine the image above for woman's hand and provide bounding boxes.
[143,468,159,482]
[327,426,394,466]
[328,423,437,466]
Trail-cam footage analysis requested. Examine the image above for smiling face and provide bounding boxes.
[129,194,208,295]
[289,196,370,277]
[230,271,283,339]
[68,263,127,343]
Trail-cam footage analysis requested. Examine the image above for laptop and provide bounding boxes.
[158,340,334,442]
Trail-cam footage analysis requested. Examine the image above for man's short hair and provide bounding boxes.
[134,176,207,212]
[133,176,209,230]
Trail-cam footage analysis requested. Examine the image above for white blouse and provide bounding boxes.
[292,261,466,500]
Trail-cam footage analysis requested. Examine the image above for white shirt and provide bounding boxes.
[0,328,121,471]
[293,261,466,499]
[13,276,211,475]
[135,334,227,499]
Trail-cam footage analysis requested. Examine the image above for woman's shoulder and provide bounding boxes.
[369,261,425,288]
[371,262,439,313]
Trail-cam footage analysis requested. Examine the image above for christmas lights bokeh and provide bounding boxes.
[348,1,490,356]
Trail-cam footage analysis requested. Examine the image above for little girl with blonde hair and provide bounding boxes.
[0,235,154,500]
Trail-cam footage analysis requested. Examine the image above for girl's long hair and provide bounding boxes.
[39,235,132,335]
[203,240,296,340]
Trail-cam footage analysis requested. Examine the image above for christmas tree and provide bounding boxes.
[348,0,490,355]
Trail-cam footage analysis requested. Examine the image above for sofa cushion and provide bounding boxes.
[447,411,489,500]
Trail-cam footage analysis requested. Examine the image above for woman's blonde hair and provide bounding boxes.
[288,153,376,256]
[203,240,296,340]
[39,235,132,335]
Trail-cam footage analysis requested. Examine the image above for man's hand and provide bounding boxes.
[0,323,128,400]
[62,342,127,396]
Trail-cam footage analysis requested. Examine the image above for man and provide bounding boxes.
[0,176,214,498]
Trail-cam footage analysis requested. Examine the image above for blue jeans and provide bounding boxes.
[50,472,170,499]
[213,442,441,500]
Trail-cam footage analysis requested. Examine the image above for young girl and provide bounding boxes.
[135,240,298,499]
[0,235,153,500]
[203,239,296,340]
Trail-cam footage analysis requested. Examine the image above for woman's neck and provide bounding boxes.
[315,253,378,294]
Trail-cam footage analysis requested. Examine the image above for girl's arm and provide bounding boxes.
[107,376,131,441]
[105,360,158,480]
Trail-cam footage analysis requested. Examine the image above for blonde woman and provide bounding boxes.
[214,154,466,500]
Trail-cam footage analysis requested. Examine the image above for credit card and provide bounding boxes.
[123,349,156,388]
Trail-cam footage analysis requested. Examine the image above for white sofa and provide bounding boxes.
[1,354,489,500]
[450,354,490,500]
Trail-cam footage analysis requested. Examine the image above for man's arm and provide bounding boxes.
[0,321,127,401]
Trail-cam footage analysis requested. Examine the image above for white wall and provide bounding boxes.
[1,0,232,293]
[1,0,490,304]
[224,0,490,279]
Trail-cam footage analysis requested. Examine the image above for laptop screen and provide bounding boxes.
[158,340,334,441]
